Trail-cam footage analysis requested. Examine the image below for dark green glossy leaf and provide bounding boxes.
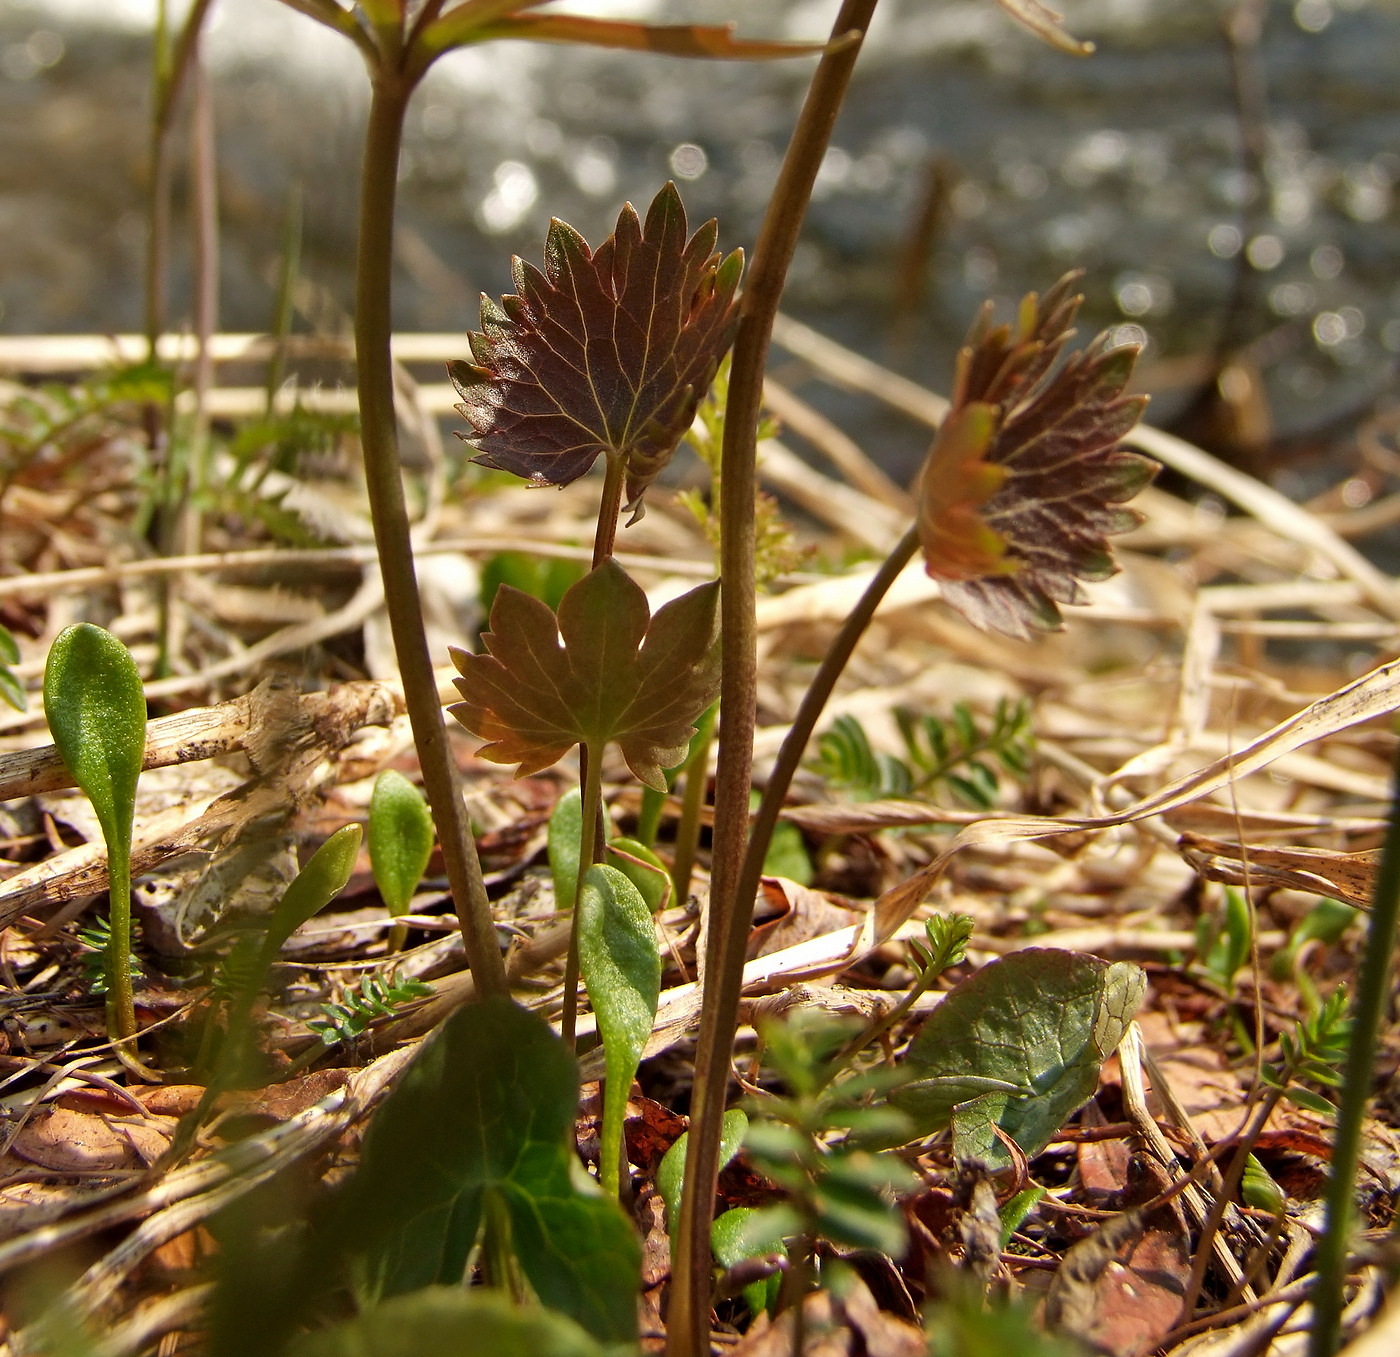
[368,770,434,917]
[449,560,720,790]
[578,864,660,1197]
[324,997,638,1344]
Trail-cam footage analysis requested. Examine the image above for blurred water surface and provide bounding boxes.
[3,0,1400,479]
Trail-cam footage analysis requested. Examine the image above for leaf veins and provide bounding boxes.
[448,559,720,791]
[449,182,742,514]
[918,273,1155,640]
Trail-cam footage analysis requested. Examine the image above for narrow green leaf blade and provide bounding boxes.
[368,770,435,916]
[578,864,661,1197]
[263,823,363,959]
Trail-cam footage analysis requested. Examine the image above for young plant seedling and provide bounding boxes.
[43,623,147,1050]
[369,769,435,953]
[195,824,363,1123]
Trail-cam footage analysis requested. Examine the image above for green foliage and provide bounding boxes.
[710,1206,785,1320]
[548,788,590,910]
[577,864,661,1198]
[449,560,721,790]
[202,825,363,1084]
[287,1289,616,1357]
[309,969,434,1049]
[311,998,639,1344]
[74,914,143,997]
[812,697,1033,808]
[676,357,802,590]
[925,1277,1090,1357]
[480,551,587,620]
[892,950,1145,1172]
[450,183,741,514]
[44,623,147,1042]
[215,404,358,546]
[0,362,171,486]
[1271,897,1360,987]
[604,838,670,914]
[1260,983,1350,1116]
[742,1012,918,1260]
[368,770,435,952]
[911,913,976,980]
[1195,886,1253,988]
[0,623,25,712]
[656,1108,750,1232]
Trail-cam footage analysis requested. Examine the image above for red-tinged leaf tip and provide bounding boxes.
[918,279,1156,640]
[449,561,720,790]
[449,183,741,514]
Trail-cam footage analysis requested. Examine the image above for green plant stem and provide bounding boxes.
[671,703,717,902]
[355,72,507,1003]
[669,7,879,1354]
[1308,740,1400,1357]
[561,739,605,1046]
[106,845,137,1042]
[593,454,626,568]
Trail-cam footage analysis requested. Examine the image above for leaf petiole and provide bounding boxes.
[561,739,605,1046]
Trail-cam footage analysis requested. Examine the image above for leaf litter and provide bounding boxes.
[0,299,1394,1357]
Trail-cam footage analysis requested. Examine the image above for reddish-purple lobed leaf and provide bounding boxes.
[449,559,720,790]
[449,182,742,515]
[918,274,1155,640]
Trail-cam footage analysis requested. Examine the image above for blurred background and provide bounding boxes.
[3,0,1399,490]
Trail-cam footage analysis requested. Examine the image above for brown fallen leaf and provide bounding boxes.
[1178,832,1379,911]
[10,1106,174,1172]
[731,1272,925,1357]
[1043,1209,1191,1357]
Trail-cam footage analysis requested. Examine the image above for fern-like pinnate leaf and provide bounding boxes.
[311,970,433,1047]
[814,699,1033,809]
[449,559,720,791]
[449,182,742,514]
[918,273,1155,640]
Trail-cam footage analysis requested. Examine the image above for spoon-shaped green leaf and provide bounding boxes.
[43,624,146,1043]
[577,863,660,1198]
[369,770,435,951]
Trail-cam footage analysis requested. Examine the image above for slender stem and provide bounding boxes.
[592,454,627,568]
[668,7,879,1354]
[560,739,604,1045]
[106,844,136,1041]
[671,702,717,903]
[744,525,918,903]
[355,73,508,1001]
[1308,740,1400,1357]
